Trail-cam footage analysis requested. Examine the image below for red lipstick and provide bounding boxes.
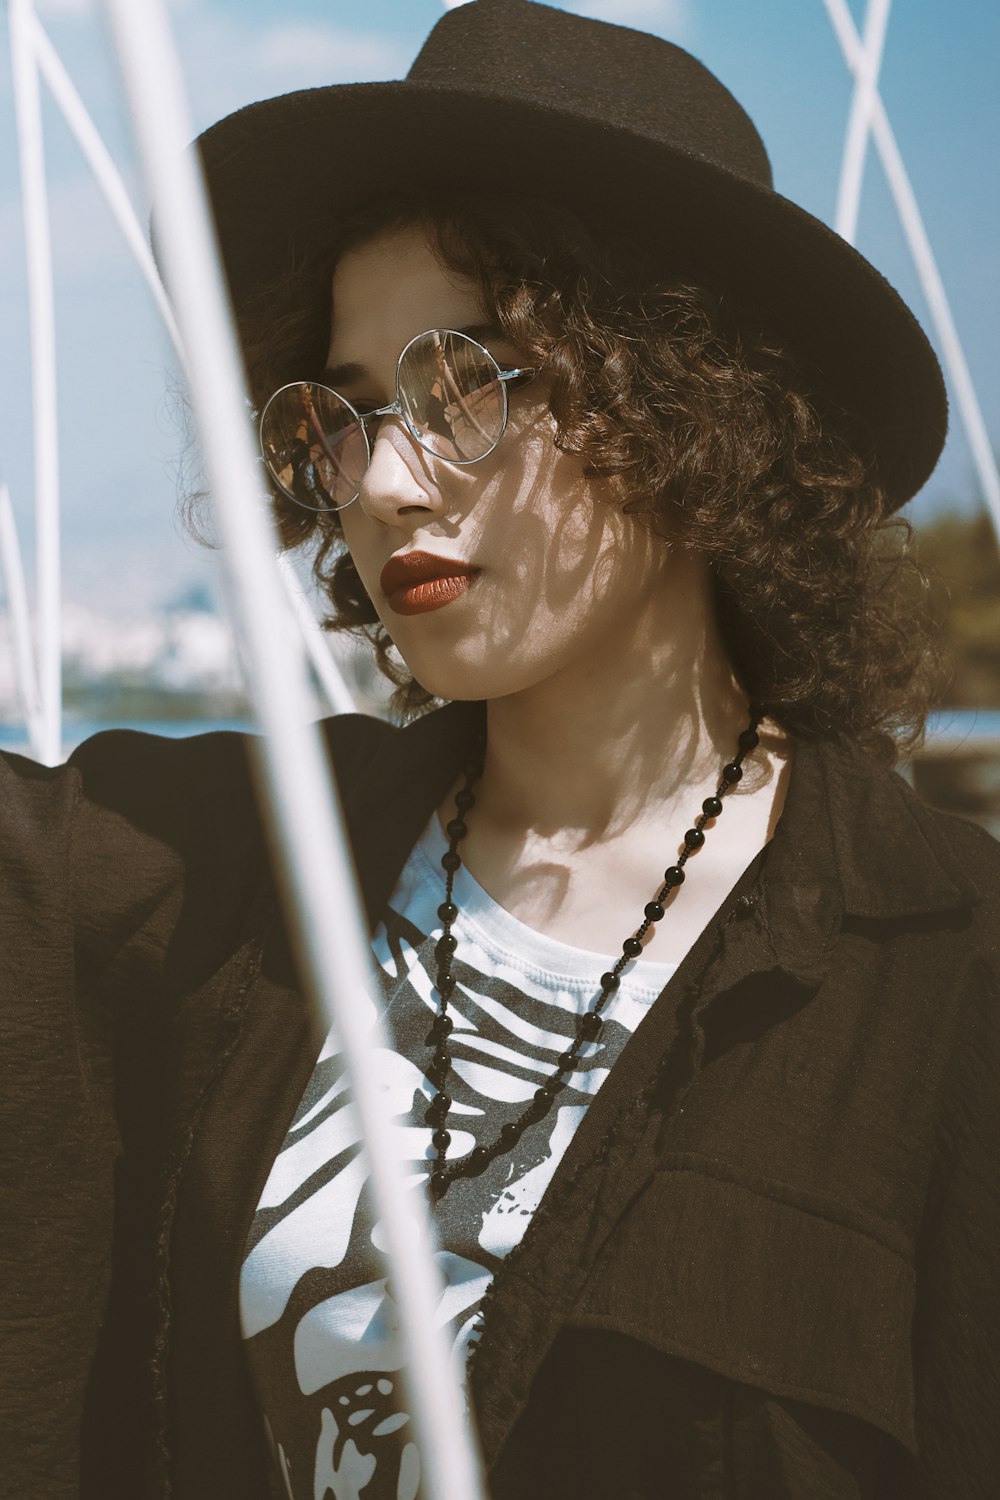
[379,551,480,616]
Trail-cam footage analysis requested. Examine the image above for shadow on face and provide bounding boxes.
[327,225,717,726]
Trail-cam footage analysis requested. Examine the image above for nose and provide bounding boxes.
[356,416,446,527]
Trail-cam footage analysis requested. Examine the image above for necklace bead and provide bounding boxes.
[425,714,760,1201]
[578,1012,603,1041]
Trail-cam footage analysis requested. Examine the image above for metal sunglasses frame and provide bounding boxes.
[259,326,537,513]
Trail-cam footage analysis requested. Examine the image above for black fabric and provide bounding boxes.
[2,705,999,1499]
[193,0,947,509]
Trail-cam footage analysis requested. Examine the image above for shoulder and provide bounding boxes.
[784,736,1000,1013]
[320,710,398,787]
[920,801,1000,978]
[0,749,80,907]
[66,712,401,862]
[69,725,257,858]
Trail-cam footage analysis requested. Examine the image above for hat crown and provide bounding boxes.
[408,0,772,189]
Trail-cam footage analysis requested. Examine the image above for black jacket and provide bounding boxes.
[1,703,998,1499]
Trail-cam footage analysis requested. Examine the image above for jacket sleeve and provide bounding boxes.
[0,749,115,1500]
[911,945,1000,1500]
[1,715,393,1499]
[1,729,262,1500]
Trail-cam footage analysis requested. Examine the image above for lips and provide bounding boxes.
[379,551,480,616]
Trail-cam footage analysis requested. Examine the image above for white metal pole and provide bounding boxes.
[821,0,1000,535]
[0,480,44,757]
[99,3,487,1498]
[834,0,891,245]
[9,0,61,764]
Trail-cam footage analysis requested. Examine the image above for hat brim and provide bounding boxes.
[199,80,947,510]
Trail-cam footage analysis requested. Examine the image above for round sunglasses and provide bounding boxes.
[259,327,537,513]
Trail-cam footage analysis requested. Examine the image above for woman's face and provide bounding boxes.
[327,224,677,703]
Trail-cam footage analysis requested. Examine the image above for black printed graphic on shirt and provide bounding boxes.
[240,824,675,1500]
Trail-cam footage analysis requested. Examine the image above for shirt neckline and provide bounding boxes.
[411,814,678,1000]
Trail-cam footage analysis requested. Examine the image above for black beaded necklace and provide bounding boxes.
[425,714,761,1202]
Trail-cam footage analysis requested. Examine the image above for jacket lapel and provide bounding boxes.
[468,735,982,1467]
[342,699,486,928]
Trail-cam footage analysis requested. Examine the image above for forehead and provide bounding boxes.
[327,224,482,371]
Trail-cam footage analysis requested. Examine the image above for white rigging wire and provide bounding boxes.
[834,0,891,245]
[28,11,183,355]
[99,3,489,1498]
[822,0,1000,535]
[8,0,61,764]
[19,9,354,722]
[276,554,358,717]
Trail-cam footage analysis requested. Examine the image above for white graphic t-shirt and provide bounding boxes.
[240,814,678,1500]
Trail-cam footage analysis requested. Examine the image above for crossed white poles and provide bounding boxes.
[1,1,997,1495]
[825,0,1000,533]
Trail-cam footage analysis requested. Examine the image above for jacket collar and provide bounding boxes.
[344,699,486,929]
[745,734,980,986]
[343,705,980,976]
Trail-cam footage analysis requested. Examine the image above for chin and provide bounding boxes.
[396,645,563,707]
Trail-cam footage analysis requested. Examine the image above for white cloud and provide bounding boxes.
[246,24,407,89]
[176,14,409,127]
[34,0,95,14]
[567,0,692,42]
[35,0,196,13]
[0,173,134,283]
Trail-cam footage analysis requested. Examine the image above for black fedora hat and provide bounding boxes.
[197,0,947,510]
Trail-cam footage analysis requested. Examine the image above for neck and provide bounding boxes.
[475,549,754,845]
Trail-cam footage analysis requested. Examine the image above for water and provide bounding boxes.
[2,708,999,759]
[0,717,256,756]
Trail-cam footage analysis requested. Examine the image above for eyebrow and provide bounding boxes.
[321,323,504,387]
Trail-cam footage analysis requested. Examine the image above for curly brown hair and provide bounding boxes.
[235,191,940,762]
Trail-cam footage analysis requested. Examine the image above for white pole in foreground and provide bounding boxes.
[821,0,1000,537]
[99,3,487,1498]
[9,0,61,764]
[0,480,43,757]
[834,0,891,246]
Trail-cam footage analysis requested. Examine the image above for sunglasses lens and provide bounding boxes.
[398,330,505,462]
[259,384,367,511]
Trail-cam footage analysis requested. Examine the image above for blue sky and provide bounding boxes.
[0,0,997,615]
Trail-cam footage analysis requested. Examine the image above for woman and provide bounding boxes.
[3,3,998,1498]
